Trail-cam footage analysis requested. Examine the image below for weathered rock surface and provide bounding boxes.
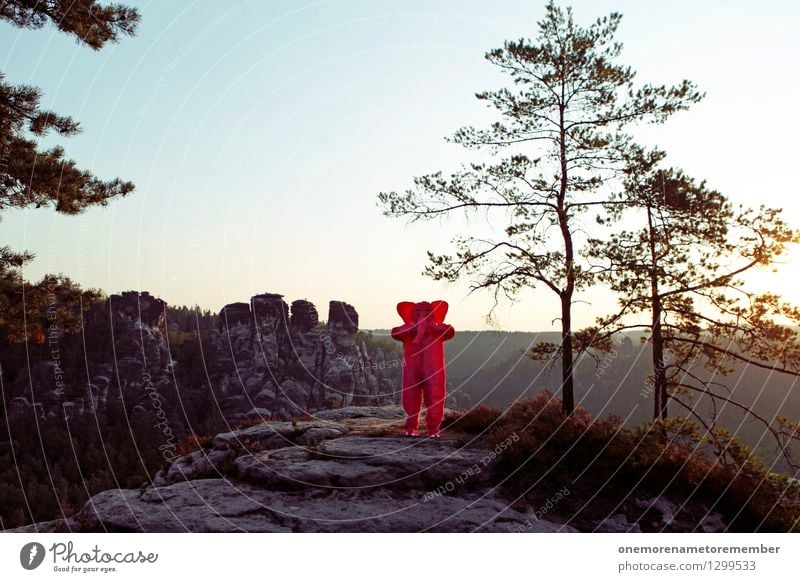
[314,405,405,420]
[2,289,404,435]
[632,496,729,533]
[234,436,495,492]
[74,479,566,533]
[10,405,731,534]
[596,513,642,533]
[12,407,575,533]
[2,290,173,425]
[592,496,729,533]
[214,294,403,422]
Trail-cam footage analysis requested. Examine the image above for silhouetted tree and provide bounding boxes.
[587,146,800,469]
[378,1,702,413]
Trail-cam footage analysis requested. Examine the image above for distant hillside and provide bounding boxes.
[369,329,800,474]
[2,295,796,532]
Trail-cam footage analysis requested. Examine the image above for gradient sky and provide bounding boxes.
[2,0,799,331]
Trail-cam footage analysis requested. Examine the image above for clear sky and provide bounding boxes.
[2,0,799,331]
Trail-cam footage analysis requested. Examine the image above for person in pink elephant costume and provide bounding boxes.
[391,300,455,438]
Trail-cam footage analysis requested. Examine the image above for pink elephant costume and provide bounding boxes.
[391,301,455,437]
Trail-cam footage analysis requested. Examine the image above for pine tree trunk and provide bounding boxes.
[651,298,668,420]
[561,293,575,415]
[557,101,575,416]
[647,205,668,419]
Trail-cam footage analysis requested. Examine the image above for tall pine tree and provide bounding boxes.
[378,1,701,413]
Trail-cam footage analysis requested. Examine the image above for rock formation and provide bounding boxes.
[1,290,403,431]
[10,404,730,533]
[3,291,173,426]
[11,406,573,533]
[214,293,400,423]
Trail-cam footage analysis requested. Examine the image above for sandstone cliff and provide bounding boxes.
[1,290,405,433]
[11,406,572,533]
[213,293,401,424]
[10,404,733,533]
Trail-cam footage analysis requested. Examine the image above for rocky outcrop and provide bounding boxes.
[3,290,173,427]
[8,405,735,534]
[592,496,728,533]
[12,406,573,533]
[2,290,403,429]
[218,302,251,331]
[108,290,166,328]
[214,294,401,423]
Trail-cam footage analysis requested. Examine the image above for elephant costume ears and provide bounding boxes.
[431,300,449,324]
[396,300,449,324]
[396,302,415,324]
